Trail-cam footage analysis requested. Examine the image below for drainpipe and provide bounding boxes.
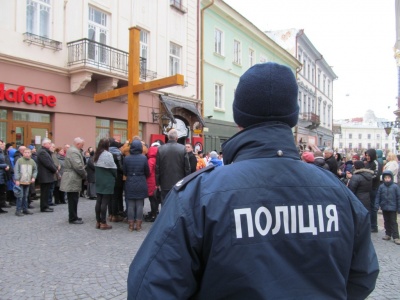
[200,0,214,119]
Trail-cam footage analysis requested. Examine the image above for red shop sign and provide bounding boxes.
[0,83,56,107]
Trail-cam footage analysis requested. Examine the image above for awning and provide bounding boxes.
[159,95,205,126]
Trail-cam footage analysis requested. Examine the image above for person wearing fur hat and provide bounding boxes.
[127,63,378,299]
[375,170,400,245]
[347,160,374,211]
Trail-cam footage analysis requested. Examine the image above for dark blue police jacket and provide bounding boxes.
[127,122,379,300]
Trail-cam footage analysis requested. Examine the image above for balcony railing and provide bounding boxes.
[301,112,320,124]
[67,38,157,80]
[23,32,62,51]
[170,0,187,13]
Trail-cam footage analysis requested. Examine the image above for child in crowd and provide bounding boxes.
[375,170,400,245]
[14,148,37,216]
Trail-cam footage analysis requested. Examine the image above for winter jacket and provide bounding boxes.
[127,122,379,300]
[156,140,188,191]
[348,168,374,211]
[36,147,57,184]
[94,150,117,195]
[375,170,400,212]
[314,156,329,170]
[60,146,86,192]
[123,140,150,199]
[0,150,8,185]
[325,155,338,176]
[14,157,37,185]
[365,149,381,189]
[383,160,398,183]
[86,156,96,183]
[208,157,223,167]
[186,151,197,174]
[146,146,158,197]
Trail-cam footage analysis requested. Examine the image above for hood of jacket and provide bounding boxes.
[109,146,122,157]
[130,140,143,155]
[222,122,299,165]
[365,149,377,161]
[147,146,158,159]
[382,169,394,186]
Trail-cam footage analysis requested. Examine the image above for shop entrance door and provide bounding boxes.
[11,122,52,148]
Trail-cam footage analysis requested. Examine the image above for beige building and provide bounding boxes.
[0,0,203,148]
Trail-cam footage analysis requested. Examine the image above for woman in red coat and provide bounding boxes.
[145,142,160,222]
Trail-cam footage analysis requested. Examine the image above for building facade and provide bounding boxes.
[333,111,397,155]
[201,0,300,153]
[266,29,337,150]
[0,0,203,149]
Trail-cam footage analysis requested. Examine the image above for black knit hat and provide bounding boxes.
[353,160,365,170]
[233,62,299,128]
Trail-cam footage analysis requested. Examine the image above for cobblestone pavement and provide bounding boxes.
[0,197,398,299]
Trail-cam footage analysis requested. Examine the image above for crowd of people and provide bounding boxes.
[0,132,225,231]
[300,146,400,245]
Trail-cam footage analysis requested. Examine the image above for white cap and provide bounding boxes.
[151,142,160,147]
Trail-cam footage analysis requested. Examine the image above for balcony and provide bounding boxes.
[67,38,157,80]
[23,32,62,51]
[300,112,320,129]
[170,0,187,13]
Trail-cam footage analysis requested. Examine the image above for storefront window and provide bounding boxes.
[13,111,50,123]
[96,118,131,146]
[0,109,7,142]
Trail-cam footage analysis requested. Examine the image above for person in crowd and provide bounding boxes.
[6,143,17,206]
[347,160,374,211]
[132,136,148,156]
[60,137,87,224]
[301,151,314,164]
[108,138,124,222]
[195,150,206,170]
[123,140,150,232]
[14,148,37,216]
[0,140,11,213]
[28,145,38,205]
[85,149,96,200]
[37,138,58,213]
[127,62,378,299]
[203,151,210,166]
[383,152,398,184]
[397,154,400,185]
[185,143,197,174]
[48,143,60,207]
[337,153,355,184]
[375,170,400,245]
[13,145,26,164]
[323,148,338,176]
[144,142,160,223]
[365,148,382,233]
[54,147,66,204]
[207,151,223,167]
[94,138,116,230]
[376,149,384,173]
[156,129,189,204]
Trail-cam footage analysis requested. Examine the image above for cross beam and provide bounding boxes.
[94,27,184,139]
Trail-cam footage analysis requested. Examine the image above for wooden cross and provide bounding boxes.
[94,27,184,139]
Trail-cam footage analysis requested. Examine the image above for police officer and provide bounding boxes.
[127,63,379,299]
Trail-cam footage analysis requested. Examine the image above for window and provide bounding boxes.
[26,0,51,38]
[358,133,362,139]
[249,49,255,67]
[349,133,352,139]
[140,30,149,70]
[88,6,109,63]
[339,134,342,139]
[233,40,241,65]
[214,83,223,109]
[339,142,343,148]
[376,143,380,149]
[96,118,128,146]
[367,143,371,149]
[368,134,371,139]
[349,143,352,150]
[376,134,380,139]
[323,75,326,94]
[327,80,331,97]
[358,143,362,149]
[169,42,181,76]
[214,29,223,55]
[385,143,389,149]
[0,109,7,142]
[298,92,302,114]
[317,70,321,89]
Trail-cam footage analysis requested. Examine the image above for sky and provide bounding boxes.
[224,0,398,121]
